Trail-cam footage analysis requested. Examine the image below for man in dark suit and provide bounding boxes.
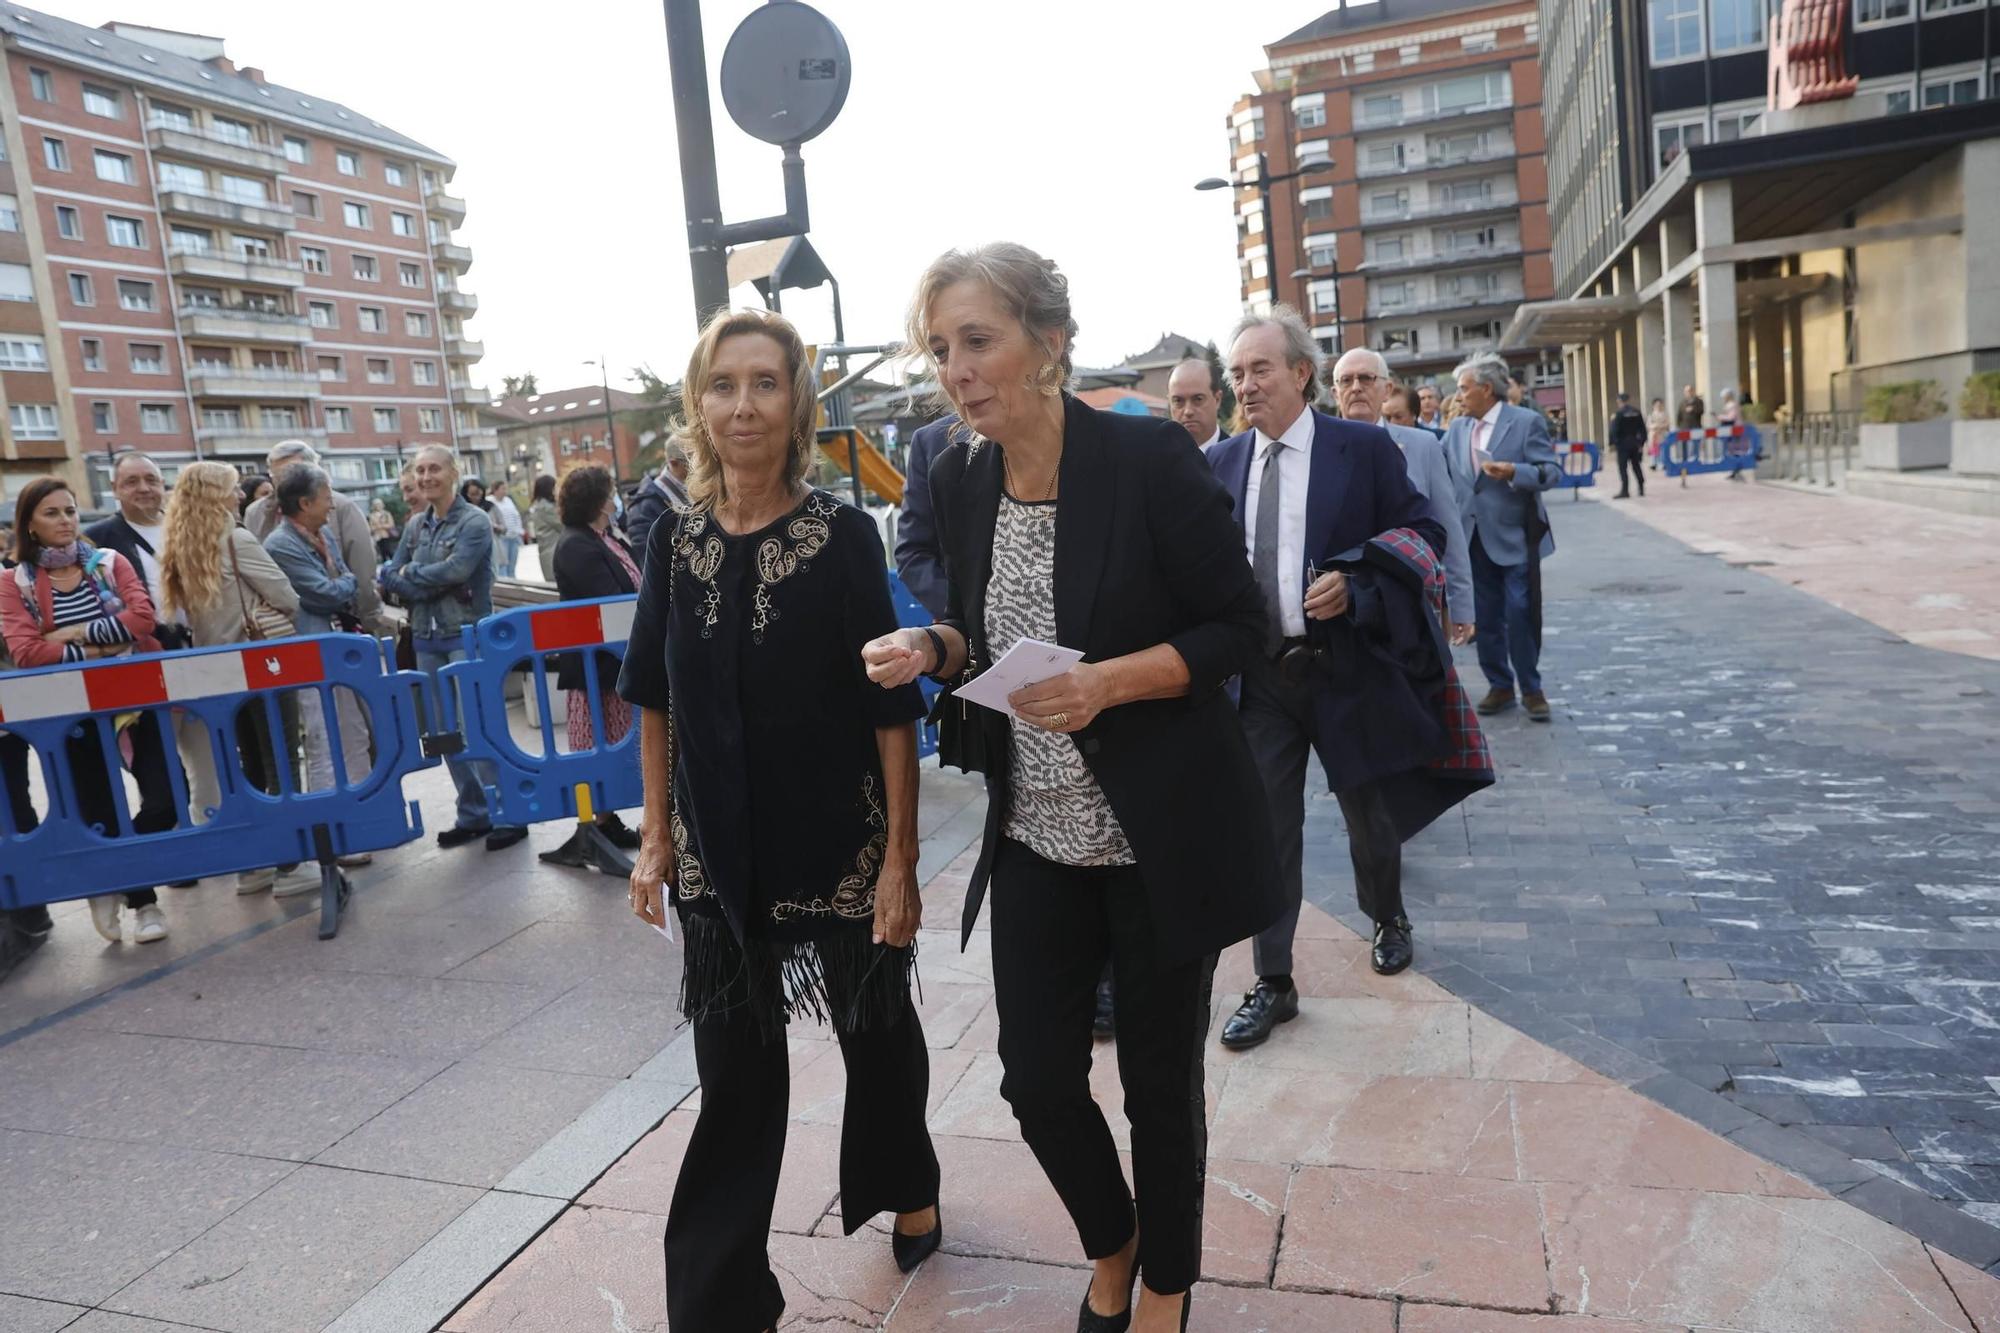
[1441,354,1561,722]
[892,415,958,620]
[85,451,188,650]
[1211,309,1445,1050]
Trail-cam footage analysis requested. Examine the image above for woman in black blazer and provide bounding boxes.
[551,464,640,848]
[864,244,1282,1333]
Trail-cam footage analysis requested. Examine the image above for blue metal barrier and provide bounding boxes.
[1554,441,1601,500]
[0,634,438,937]
[1665,425,1761,482]
[888,574,943,760]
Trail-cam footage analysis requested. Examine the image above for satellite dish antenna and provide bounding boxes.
[719,1,851,146]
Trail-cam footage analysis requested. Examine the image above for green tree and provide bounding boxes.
[626,365,682,476]
[1206,340,1237,430]
[500,373,539,398]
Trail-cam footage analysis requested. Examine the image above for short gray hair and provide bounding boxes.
[409,444,458,476]
[1452,353,1511,399]
[274,463,331,518]
[1334,347,1390,380]
[907,242,1078,396]
[1228,304,1324,404]
[267,439,320,469]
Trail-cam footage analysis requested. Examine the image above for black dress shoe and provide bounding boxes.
[1372,917,1414,975]
[597,813,642,851]
[891,1207,942,1273]
[436,824,490,849]
[1220,980,1299,1050]
[15,905,52,939]
[1077,1267,1135,1333]
[1092,976,1116,1039]
[485,825,529,851]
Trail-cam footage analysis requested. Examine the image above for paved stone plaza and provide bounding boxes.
[3,478,2000,1331]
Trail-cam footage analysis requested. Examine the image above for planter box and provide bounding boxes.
[1952,419,2000,477]
[1859,419,1953,471]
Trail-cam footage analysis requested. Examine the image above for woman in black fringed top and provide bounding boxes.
[616,306,942,1333]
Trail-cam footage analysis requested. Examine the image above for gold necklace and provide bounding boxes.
[1003,450,1058,502]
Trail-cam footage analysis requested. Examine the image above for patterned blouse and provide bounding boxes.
[985,495,1134,867]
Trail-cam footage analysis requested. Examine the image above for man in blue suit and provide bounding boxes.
[1440,354,1561,721]
[1211,309,1445,1049]
[893,415,959,620]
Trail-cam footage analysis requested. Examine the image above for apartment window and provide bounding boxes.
[169,225,210,253]
[262,405,300,429]
[384,162,407,186]
[399,261,423,288]
[1428,70,1508,113]
[1300,185,1333,221]
[290,190,321,220]
[1922,68,1983,106]
[29,67,54,101]
[1400,44,1422,64]
[221,174,268,204]
[391,211,416,237]
[412,358,438,385]
[1371,236,1407,262]
[372,406,399,431]
[1713,106,1764,140]
[309,301,337,328]
[1655,115,1707,169]
[0,336,47,369]
[420,407,445,432]
[94,150,135,185]
[91,401,114,432]
[337,150,360,176]
[184,286,222,308]
[406,311,432,337]
[153,102,194,130]
[352,253,379,281]
[325,405,353,432]
[1924,0,1980,9]
[343,201,371,229]
[283,135,309,164]
[1367,143,1407,173]
[1236,112,1264,145]
[200,406,242,430]
[190,346,230,369]
[366,357,393,384]
[358,306,386,332]
[1375,282,1413,308]
[158,161,206,193]
[55,205,81,240]
[1308,279,1338,314]
[1360,93,1402,126]
[1379,328,1418,354]
[140,404,176,434]
[82,85,120,117]
[0,194,15,233]
[1649,0,1705,61]
[1442,178,1494,206]
[317,354,344,381]
[1354,51,1377,72]
[1451,319,1505,344]
[428,218,446,242]
[1306,237,1337,268]
[1461,32,1498,53]
[1449,224,1500,251]
[8,404,59,439]
[67,272,94,305]
[105,215,144,248]
[1856,0,1911,22]
[1710,0,1765,51]
[211,116,254,147]
[129,342,165,373]
[301,246,329,274]
[42,137,69,171]
[1292,92,1327,130]
[1368,188,1410,219]
[117,279,156,312]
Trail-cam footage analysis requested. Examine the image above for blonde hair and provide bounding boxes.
[159,461,241,618]
[905,242,1076,417]
[672,307,817,509]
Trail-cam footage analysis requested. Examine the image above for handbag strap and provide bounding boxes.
[225,534,261,639]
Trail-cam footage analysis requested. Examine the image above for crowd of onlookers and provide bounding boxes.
[0,439,659,979]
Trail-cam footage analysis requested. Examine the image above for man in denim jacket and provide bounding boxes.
[380,444,527,851]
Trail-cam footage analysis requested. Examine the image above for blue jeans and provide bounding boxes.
[494,535,522,578]
[415,645,496,831]
[1470,533,1541,696]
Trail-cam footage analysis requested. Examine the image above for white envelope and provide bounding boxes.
[951,637,1084,720]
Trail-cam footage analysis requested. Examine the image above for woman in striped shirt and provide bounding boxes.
[1,476,174,944]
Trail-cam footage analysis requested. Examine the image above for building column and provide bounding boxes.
[1693,180,1741,408]
[1633,244,1666,415]
[1752,307,1787,413]
[1659,216,1696,414]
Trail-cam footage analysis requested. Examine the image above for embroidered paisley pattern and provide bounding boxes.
[770,775,885,923]
[673,508,726,636]
[670,807,713,904]
[675,492,837,644]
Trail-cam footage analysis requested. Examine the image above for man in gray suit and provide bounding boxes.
[1331,350,1473,644]
[1441,354,1561,721]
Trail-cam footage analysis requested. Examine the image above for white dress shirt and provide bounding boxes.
[1197,426,1221,454]
[1242,405,1315,640]
[1468,399,1504,476]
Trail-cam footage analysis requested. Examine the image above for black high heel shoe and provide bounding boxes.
[892,1206,942,1274]
[1078,1262,1138,1333]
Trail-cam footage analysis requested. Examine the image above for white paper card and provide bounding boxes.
[950,637,1083,720]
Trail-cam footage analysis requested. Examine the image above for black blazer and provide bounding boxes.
[84,512,191,649]
[551,525,636,691]
[930,395,1284,965]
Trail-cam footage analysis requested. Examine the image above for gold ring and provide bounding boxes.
[1051,711,1069,729]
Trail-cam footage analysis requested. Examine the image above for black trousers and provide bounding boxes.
[66,711,180,908]
[665,988,938,1332]
[1335,780,1404,925]
[0,731,35,835]
[990,838,1218,1296]
[1615,443,1646,495]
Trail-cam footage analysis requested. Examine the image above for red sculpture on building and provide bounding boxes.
[1769,0,1860,108]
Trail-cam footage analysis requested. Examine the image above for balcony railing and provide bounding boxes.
[425,187,467,222]
[188,365,322,398]
[158,187,294,232]
[1356,145,1515,179]
[166,244,306,288]
[450,382,492,407]
[1379,340,1503,367]
[1360,193,1521,229]
[438,290,478,316]
[444,337,484,360]
[431,239,474,268]
[1356,241,1524,274]
[194,425,329,448]
[145,119,284,171]
[175,304,314,344]
[1366,291,1522,319]
[1354,99,1514,133]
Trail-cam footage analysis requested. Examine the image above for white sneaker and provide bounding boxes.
[271,866,321,899]
[132,905,169,943]
[88,895,124,942]
[236,868,277,895]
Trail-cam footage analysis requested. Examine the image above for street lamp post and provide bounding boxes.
[583,356,621,484]
[1196,152,1334,319]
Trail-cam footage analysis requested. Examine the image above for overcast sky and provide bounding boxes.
[38,0,1342,391]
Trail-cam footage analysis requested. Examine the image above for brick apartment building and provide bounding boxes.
[0,7,488,509]
[1226,0,1563,405]
[487,385,659,489]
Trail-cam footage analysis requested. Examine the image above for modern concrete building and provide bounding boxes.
[0,7,487,508]
[1516,0,2000,499]
[1225,0,1563,404]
